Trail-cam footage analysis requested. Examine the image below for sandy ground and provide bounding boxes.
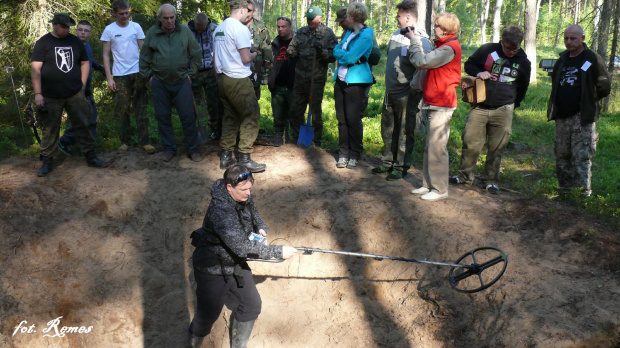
[1,142,619,348]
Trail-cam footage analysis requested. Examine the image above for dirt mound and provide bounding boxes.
[1,143,619,347]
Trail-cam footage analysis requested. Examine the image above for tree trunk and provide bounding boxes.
[603,0,619,111]
[549,0,553,17]
[492,0,504,42]
[524,0,538,82]
[438,0,446,13]
[554,0,566,47]
[326,0,332,29]
[468,20,478,46]
[480,0,490,44]
[574,0,580,24]
[518,0,525,27]
[255,0,264,21]
[597,0,612,59]
[292,0,298,31]
[592,0,603,51]
[36,0,49,40]
[536,0,542,22]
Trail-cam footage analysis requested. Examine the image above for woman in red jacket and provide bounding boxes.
[404,13,461,201]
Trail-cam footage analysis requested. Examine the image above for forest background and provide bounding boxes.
[0,0,618,224]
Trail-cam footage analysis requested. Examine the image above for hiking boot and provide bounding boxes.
[386,171,403,181]
[421,191,448,201]
[142,144,156,154]
[209,132,221,141]
[37,156,53,177]
[346,159,358,169]
[271,131,284,147]
[85,151,108,168]
[449,175,465,184]
[219,150,236,169]
[336,157,348,168]
[162,152,175,162]
[58,140,75,156]
[411,187,430,195]
[117,143,130,153]
[189,152,202,162]
[237,153,266,173]
[371,165,390,174]
[486,184,500,194]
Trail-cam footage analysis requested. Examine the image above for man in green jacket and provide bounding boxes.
[139,3,202,162]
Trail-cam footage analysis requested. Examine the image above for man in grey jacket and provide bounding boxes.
[372,0,431,180]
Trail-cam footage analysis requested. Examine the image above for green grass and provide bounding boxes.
[1,51,619,224]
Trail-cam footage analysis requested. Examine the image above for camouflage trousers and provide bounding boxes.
[39,90,95,157]
[290,78,327,145]
[554,113,598,196]
[192,68,224,135]
[457,104,514,185]
[114,73,150,146]
[217,74,260,154]
[379,89,422,171]
[270,85,293,134]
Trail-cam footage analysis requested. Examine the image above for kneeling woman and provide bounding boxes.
[187,164,297,347]
[333,2,375,169]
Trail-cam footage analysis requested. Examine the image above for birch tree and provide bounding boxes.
[492,0,504,43]
[524,0,537,82]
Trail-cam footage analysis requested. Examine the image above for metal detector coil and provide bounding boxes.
[293,246,508,293]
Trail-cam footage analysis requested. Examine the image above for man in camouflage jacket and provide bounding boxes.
[243,0,273,100]
[287,5,337,146]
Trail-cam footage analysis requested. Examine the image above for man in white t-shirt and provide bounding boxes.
[213,0,265,173]
[101,0,154,154]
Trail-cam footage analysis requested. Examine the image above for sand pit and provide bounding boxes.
[1,143,619,347]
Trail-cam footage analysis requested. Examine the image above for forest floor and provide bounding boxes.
[1,142,620,348]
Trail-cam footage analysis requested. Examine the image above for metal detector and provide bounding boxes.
[257,246,507,293]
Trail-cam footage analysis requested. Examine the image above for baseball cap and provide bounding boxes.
[305,6,322,19]
[335,7,347,23]
[49,13,76,27]
[229,0,249,10]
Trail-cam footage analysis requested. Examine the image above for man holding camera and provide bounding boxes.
[287,5,337,146]
[449,26,531,194]
[372,0,431,180]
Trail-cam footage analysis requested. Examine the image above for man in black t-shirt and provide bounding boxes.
[31,13,107,177]
[267,16,296,146]
[547,24,611,198]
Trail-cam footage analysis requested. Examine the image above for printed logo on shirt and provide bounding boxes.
[484,53,519,83]
[560,66,579,86]
[55,47,74,73]
[277,46,289,61]
[114,34,122,38]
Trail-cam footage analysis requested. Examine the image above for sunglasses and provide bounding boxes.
[233,170,253,185]
[277,16,292,24]
[433,23,441,28]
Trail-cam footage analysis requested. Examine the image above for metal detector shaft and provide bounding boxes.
[296,247,476,269]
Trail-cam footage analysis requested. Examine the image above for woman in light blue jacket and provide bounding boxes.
[333,2,374,169]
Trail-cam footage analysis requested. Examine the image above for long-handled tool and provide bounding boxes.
[280,246,507,293]
[6,66,30,145]
[297,48,318,147]
[192,96,210,145]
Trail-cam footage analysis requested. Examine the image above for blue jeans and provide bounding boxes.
[60,93,97,145]
[151,78,200,154]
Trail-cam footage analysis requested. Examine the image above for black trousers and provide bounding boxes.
[189,268,262,337]
[334,79,365,160]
